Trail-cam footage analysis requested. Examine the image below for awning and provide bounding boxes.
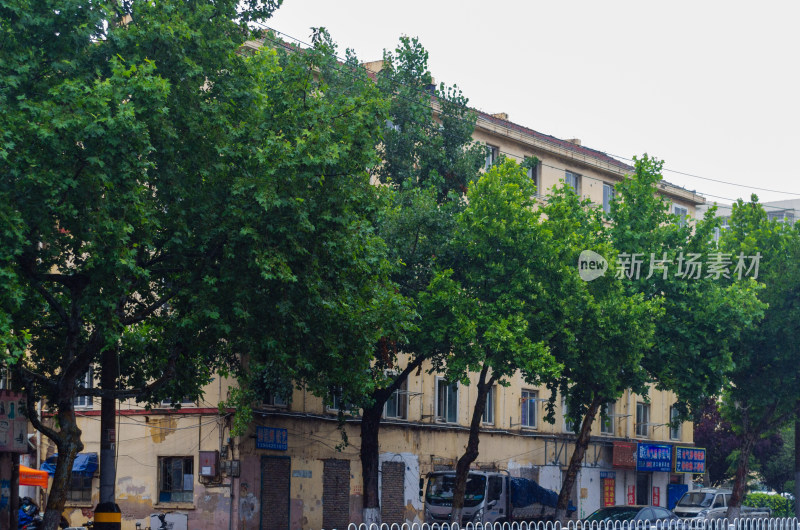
[40,453,98,477]
[19,465,49,488]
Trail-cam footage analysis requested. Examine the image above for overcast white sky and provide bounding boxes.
[267,1,800,206]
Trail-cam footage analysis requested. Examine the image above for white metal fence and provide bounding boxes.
[346,519,800,530]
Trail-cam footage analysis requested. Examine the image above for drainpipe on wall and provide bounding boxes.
[626,391,632,439]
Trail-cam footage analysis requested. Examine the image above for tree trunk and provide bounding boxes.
[360,357,423,525]
[451,366,493,525]
[727,432,757,519]
[43,406,83,530]
[555,398,601,522]
[360,403,382,526]
[795,405,800,518]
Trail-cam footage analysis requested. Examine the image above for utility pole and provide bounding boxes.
[95,347,121,530]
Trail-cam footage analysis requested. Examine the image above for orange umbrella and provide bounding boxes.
[19,465,49,488]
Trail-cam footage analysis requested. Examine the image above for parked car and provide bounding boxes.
[673,488,771,520]
[584,505,683,526]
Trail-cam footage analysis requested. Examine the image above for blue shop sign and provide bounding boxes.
[257,426,288,450]
[674,446,706,473]
[636,443,672,472]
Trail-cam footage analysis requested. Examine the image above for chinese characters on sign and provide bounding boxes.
[256,427,288,451]
[636,443,673,472]
[601,472,616,507]
[674,446,706,473]
[615,252,761,281]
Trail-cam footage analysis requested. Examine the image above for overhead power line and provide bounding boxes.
[606,153,800,197]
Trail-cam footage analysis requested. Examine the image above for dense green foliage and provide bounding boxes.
[0,0,413,520]
[431,159,563,389]
[540,181,661,517]
[355,36,486,523]
[218,32,415,432]
[744,493,794,517]
[717,196,800,512]
[542,183,659,427]
[609,156,765,415]
[433,159,567,520]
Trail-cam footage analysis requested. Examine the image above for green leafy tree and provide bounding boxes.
[608,155,764,423]
[432,159,563,524]
[718,196,800,516]
[216,30,415,436]
[352,36,486,524]
[0,1,411,525]
[540,185,661,521]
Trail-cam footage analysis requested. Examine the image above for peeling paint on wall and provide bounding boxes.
[379,452,422,513]
[148,416,178,442]
[113,475,154,521]
[118,475,146,497]
[291,498,306,529]
[239,491,258,521]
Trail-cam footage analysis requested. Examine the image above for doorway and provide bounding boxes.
[636,473,650,505]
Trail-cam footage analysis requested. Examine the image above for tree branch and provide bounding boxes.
[75,344,184,401]
[18,366,58,393]
[31,281,69,326]
[121,288,180,325]
[375,354,426,402]
[40,272,90,291]
[21,373,62,447]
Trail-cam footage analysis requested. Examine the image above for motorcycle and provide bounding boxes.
[18,497,69,530]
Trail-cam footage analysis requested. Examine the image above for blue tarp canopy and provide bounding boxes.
[510,477,577,513]
[41,453,98,477]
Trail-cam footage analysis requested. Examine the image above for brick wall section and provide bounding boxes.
[323,459,351,529]
[381,461,405,524]
[260,456,291,530]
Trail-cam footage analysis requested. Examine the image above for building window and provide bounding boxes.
[636,402,650,437]
[384,377,408,420]
[768,210,795,223]
[265,392,288,407]
[521,390,538,428]
[670,406,682,440]
[42,453,97,503]
[713,217,730,243]
[527,161,541,196]
[158,456,194,504]
[482,386,495,425]
[603,183,615,213]
[67,473,93,503]
[74,370,92,409]
[161,397,196,408]
[485,144,500,170]
[674,205,689,227]
[600,402,614,435]
[563,398,575,433]
[436,378,458,423]
[328,388,353,413]
[565,171,581,195]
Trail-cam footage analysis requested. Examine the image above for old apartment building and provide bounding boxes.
[30,105,709,530]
